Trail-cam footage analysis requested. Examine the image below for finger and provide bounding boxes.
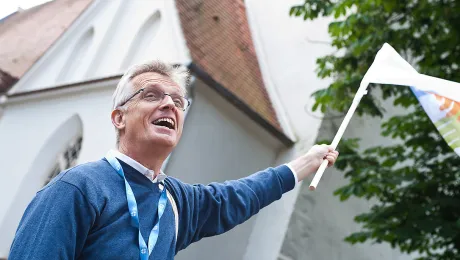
[325,155,336,166]
[324,151,338,158]
[325,155,335,161]
[329,151,339,159]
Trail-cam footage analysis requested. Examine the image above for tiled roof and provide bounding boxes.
[175,0,282,131]
[0,0,93,92]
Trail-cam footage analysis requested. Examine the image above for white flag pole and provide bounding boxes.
[308,42,460,189]
[308,43,405,190]
[309,80,369,190]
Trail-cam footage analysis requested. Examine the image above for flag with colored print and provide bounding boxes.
[309,43,460,189]
[362,43,460,156]
[411,88,460,155]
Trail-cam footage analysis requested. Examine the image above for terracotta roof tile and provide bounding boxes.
[175,0,282,131]
[0,0,93,92]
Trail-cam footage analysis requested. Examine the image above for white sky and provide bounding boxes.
[0,0,51,20]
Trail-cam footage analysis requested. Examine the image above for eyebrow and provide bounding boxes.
[144,83,184,96]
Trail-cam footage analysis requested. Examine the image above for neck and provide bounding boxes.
[118,141,170,176]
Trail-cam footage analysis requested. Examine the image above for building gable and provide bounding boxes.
[7,0,190,94]
[0,0,93,93]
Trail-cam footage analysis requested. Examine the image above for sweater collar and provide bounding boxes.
[109,149,167,183]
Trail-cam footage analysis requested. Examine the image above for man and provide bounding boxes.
[8,61,338,260]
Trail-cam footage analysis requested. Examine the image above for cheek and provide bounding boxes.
[177,115,185,131]
[125,111,149,132]
[133,104,155,126]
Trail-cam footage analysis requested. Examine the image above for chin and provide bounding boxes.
[149,134,178,148]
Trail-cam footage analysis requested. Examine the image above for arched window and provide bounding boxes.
[120,11,162,70]
[44,136,83,186]
[57,27,95,83]
[0,114,84,250]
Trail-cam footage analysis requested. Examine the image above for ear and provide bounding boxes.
[111,109,126,131]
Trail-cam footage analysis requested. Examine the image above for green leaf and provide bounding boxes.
[289,0,460,258]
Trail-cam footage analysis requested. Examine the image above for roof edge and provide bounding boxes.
[5,64,294,147]
[4,0,95,95]
[188,63,294,147]
[6,74,122,98]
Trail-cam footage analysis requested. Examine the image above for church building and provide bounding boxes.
[0,0,411,259]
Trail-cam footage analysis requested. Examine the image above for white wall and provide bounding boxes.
[0,114,84,254]
[9,0,190,94]
[244,1,338,258]
[0,81,117,256]
[246,0,336,142]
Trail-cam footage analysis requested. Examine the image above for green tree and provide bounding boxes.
[290,0,460,259]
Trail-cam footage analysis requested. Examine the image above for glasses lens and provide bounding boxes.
[169,94,188,110]
[141,87,163,102]
[141,86,189,110]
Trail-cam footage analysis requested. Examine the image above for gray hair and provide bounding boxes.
[112,60,190,145]
[112,60,190,109]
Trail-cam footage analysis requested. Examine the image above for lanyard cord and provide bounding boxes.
[106,153,168,260]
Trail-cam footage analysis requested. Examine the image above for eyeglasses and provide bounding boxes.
[119,86,190,111]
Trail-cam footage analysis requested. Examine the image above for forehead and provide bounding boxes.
[131,72,181,93]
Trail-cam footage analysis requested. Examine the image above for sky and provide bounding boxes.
[0,0,51,20]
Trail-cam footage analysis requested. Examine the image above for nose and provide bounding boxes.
[159,94,175,111]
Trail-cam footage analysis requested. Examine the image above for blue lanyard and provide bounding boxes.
[105,153,168,260]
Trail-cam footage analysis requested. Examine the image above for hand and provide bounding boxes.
[288,144,339,182]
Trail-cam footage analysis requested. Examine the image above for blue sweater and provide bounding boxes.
[8,158,295,259]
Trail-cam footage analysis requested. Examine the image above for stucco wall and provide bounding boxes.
[246,0,336,141]
[243,2,339,258]
[0,82,117,256]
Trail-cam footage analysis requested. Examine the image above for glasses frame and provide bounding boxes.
[118,87,191,111]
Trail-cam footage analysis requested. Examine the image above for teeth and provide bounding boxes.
[153,118,175,128]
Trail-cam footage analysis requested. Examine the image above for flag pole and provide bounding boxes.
[309,81,369,190]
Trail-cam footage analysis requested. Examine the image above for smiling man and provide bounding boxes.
[8,61,338,260]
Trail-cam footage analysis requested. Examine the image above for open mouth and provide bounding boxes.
[152,117,175,130]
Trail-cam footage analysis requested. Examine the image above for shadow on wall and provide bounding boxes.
[57,28,95,83]
[120,10,162,70]
[0,114,84,256]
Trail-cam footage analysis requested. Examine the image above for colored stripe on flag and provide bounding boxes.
[411,87,460,156]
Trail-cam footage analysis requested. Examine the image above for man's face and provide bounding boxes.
[119,72,185,149]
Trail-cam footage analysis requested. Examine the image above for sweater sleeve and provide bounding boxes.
[8,180,97,260]
[169,164,295,252]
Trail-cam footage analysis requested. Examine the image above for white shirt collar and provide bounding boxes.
[109,149,167,183]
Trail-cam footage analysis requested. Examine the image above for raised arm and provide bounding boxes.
[169,144,338,252]
[168,164,295,252]
[8,180,96,260]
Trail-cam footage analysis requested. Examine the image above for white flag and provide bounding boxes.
[364,43,460,155]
